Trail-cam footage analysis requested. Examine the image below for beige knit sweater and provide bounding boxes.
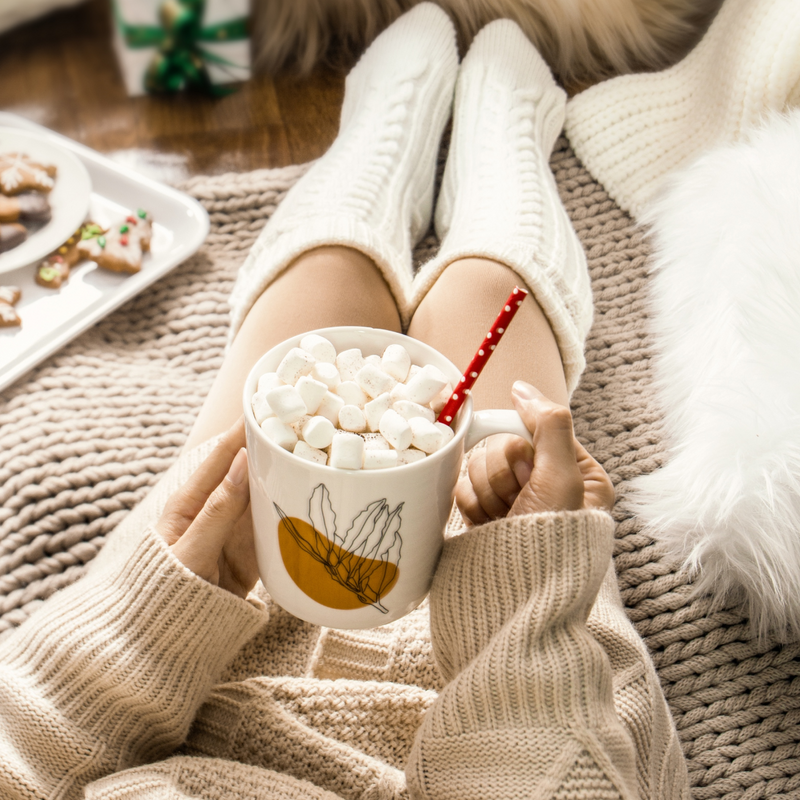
[0,438,689,799]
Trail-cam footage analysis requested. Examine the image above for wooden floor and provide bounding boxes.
[0,0,346,183]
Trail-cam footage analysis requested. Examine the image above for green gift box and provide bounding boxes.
[112,0,250,96]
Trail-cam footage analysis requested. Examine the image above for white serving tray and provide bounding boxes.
[0,112,209,393]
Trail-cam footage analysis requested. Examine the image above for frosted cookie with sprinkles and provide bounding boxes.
[0,153,56,195]
[0,285,21,328]
[36,222,103,289]
[78,210,152,274]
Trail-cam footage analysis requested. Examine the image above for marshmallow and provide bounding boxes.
[293,440,328,465]
[276,347,316,385]
[316,391,345,425]
[336,349,365,381]
[381,344,411,382]
[296,376,328,415]
[302,416,336,449]
[355,363,397,399]
[290,414,312,437]
[430,382,454,414]
[390,382,410,402]
[404,364,449,405]
[251,391,275,424]
[311,361,341,389]
[397,448,427,466]
[393,399,435,424]
[300,334,336,364]
[435,421,455,447]
[362,432,391,450]
[379,409,412,451]
[330,431,364,470]
[363,449,399,470]
[261,417,298,450]
[266,384,307,424]
[335,380,368,408]
[409,416,446,453]
[257,372,283,395]
[339,404,368,433]
[364,392,392,432]
[252,337,458,470]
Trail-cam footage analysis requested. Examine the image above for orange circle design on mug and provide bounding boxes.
[275,483,402,612]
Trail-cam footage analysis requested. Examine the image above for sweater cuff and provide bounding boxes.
[430,509,614,682]
[4,524,268,748]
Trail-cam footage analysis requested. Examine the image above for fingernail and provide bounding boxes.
[227,448,248,486]
[512,381,537,400]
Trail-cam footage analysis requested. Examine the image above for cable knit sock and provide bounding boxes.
[228,3,458,337]
[565,0,800,219]
[412,20,593,394]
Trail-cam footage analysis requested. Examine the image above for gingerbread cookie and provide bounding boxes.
[0,223,27,253]
[0,192,52,224]
[0,153,56,195]
[0,285,21,328]
[35,257,71,289]
[78,210,152,274]
[36,222,103,289]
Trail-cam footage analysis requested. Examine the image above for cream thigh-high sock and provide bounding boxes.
[411,20,593,395]
[227,2,458,339]
[565,0,800,219]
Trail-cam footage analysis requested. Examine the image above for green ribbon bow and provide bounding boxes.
[114,0,249,96]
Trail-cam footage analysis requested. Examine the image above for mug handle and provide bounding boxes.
[464,409,533,452]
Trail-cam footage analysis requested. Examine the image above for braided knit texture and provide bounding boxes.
[1,146,799,799]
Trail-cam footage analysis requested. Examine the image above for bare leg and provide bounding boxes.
[186,246,401,450]
[407,258,569,409]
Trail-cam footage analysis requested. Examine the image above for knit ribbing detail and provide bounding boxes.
[1,524,267,769]
[407,510,641,799]
[84,756,343,800]
[428,510,613,697]
[552,749,624,800]
[186,678,412,800]
[308,604,443,691]
[565,0,800,218]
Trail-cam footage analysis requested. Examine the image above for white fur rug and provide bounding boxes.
[629,110,800,639]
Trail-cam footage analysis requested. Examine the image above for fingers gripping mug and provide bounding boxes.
[243,326,531,630]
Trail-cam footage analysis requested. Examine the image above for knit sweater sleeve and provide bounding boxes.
[0,522,268,800]
[406,509,689,800]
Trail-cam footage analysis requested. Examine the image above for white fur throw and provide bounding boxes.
[629,110,800,639]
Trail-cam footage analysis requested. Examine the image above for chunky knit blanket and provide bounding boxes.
[1,142,798,800]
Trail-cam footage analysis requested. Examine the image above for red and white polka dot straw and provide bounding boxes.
[436,286,529,426]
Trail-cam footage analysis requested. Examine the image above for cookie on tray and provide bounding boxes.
[78,210,152,274]
[0,285,21,328]
[0,153,56,195]
[36,222,103,289]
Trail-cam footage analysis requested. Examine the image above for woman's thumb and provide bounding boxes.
[510,382,584,513]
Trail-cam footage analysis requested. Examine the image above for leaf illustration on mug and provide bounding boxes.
[275,483,403,613]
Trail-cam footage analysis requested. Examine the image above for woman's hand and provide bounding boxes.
[156,418,259,599]
[456,381,614,526]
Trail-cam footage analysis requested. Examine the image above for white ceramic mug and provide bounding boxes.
[243,326,531,629]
